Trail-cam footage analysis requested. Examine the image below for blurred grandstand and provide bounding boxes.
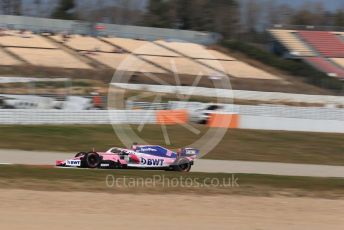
[270,26,344,79]
[0,15,337,95]
[0,10,343,114]
[0,24,278,81]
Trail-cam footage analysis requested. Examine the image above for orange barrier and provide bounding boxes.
[156,110,188,125]
[207,113,239,128]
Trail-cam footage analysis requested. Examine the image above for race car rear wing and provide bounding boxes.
[179,148,200,157]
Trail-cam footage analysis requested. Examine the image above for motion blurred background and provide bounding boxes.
[0,0,343,135]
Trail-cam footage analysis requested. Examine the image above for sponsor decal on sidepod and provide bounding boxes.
[141,158,164,166]
[66,160,81,166]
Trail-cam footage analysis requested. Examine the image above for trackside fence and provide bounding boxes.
[0,110,156,125]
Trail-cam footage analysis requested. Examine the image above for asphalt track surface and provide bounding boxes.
[1,149,344,178]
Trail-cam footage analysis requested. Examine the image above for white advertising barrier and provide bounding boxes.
[239,115,344,133]
[0,110,156,125]
[0,109,343,134]
[169,101,344,121]
[0,77,69,84]
[113,83,344,106]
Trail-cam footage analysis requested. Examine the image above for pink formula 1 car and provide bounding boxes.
[56,145,199,172]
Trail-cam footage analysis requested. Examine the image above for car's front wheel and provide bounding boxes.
[83,152,101,168]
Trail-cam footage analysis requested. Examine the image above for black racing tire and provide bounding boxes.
[173,158,192,172]
[75,152,87,158]
[83,152,101,168]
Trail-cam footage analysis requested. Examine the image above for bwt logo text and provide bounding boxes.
[141,158,164,166]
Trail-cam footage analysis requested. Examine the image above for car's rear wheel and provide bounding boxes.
[173,158,192,172]
[83,152,101,168]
